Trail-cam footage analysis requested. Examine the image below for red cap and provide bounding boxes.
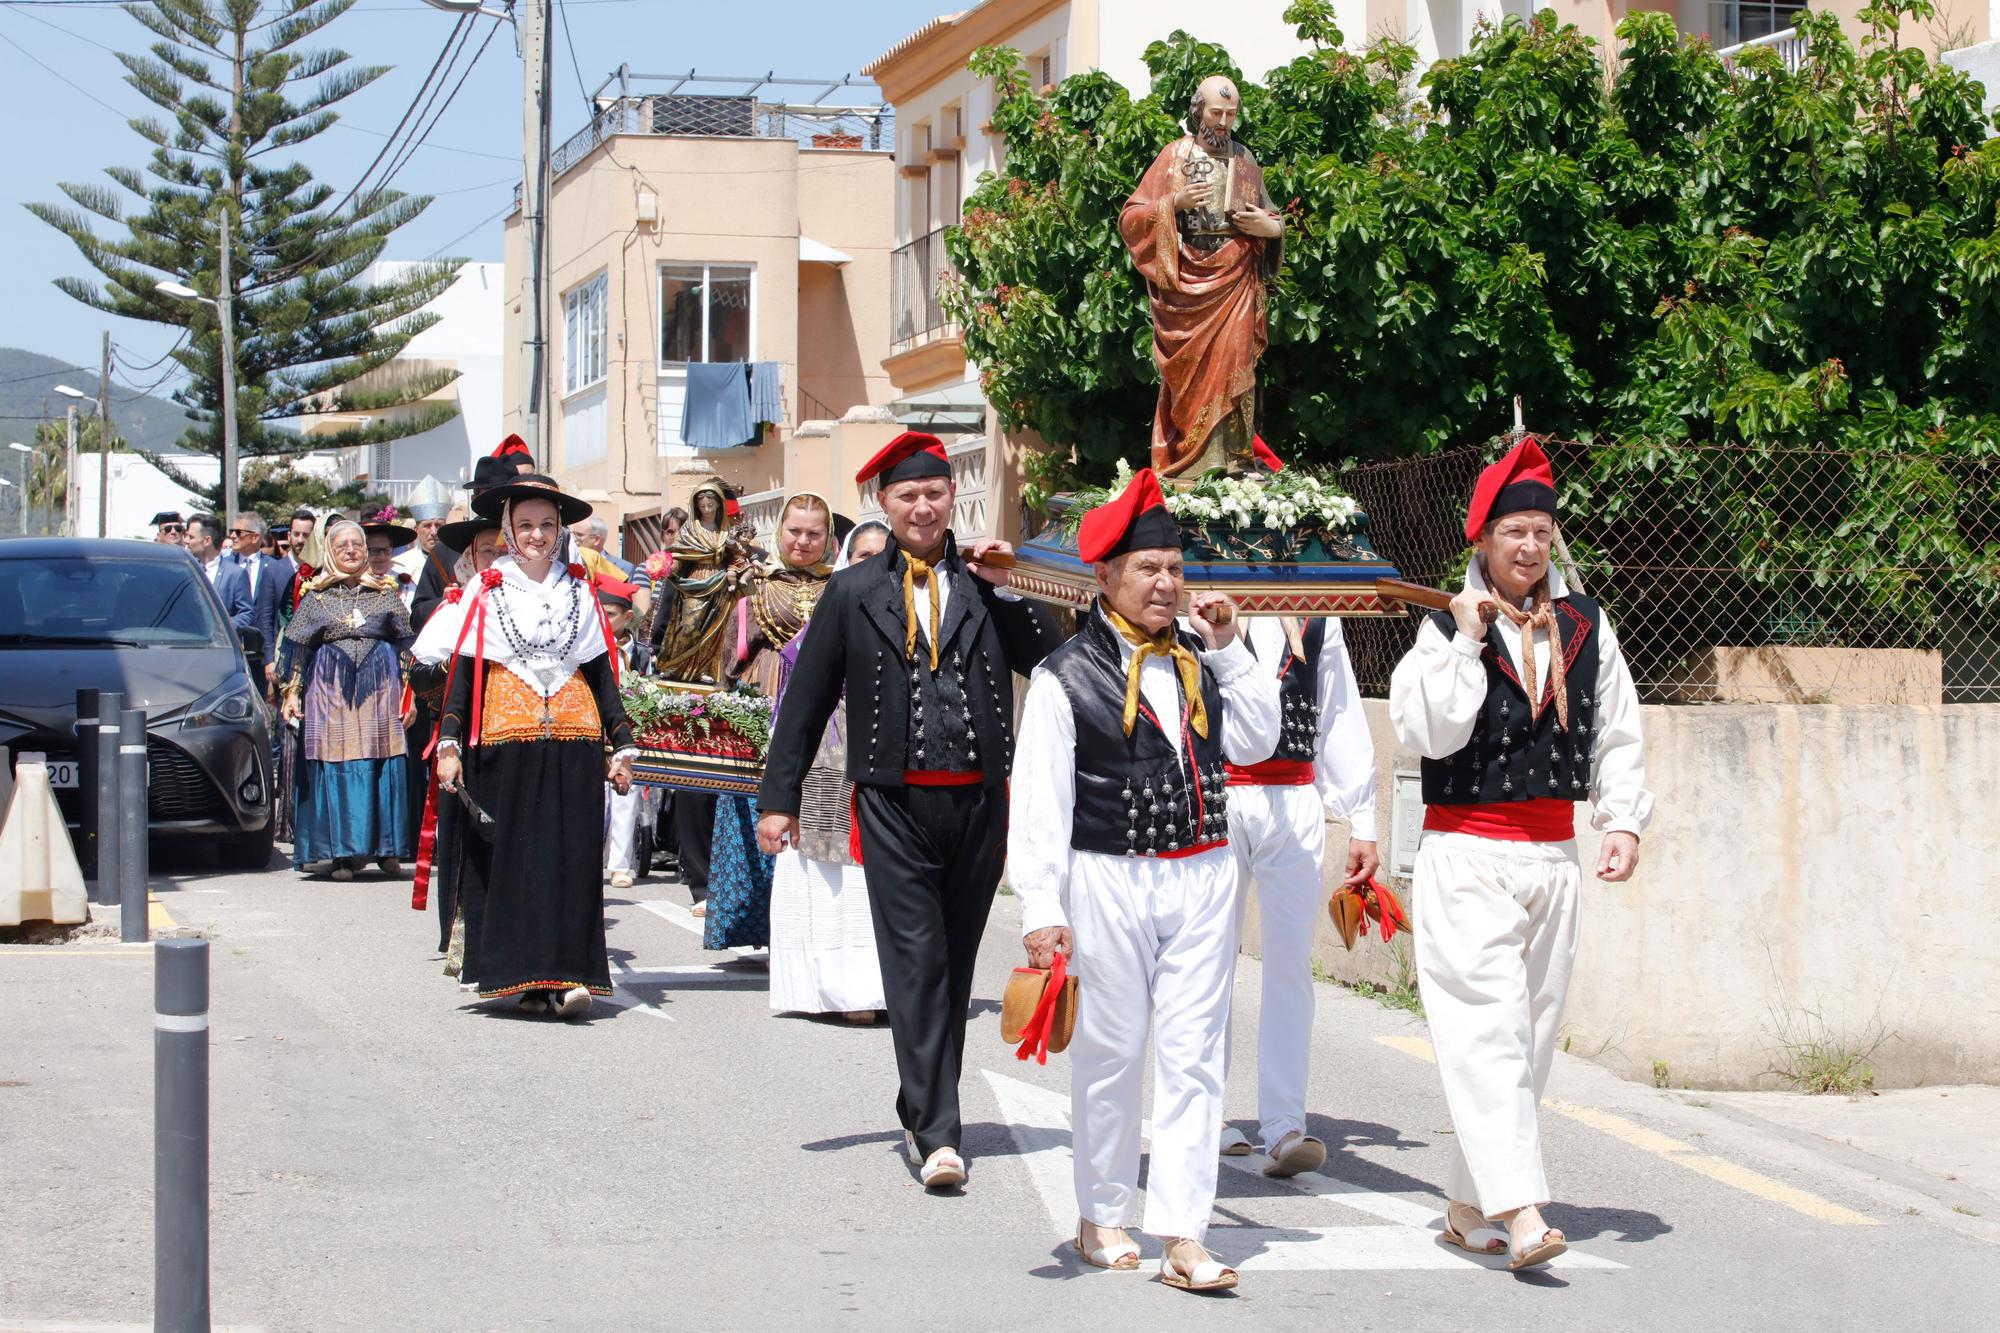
[492,433,531,458]
[855,431,951,487]
[1078,467,1180,564]
[1465,435,1557,543]
[596,577,639,608]
[724,494,741,518]
[1252,435,1284,472]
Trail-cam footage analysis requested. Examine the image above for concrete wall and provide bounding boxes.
[1271,698,2000,1090]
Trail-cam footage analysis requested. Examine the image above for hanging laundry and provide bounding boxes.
[748,361,786,427]
[681,362,757,449]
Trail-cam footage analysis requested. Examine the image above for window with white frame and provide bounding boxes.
[659,263,755,365]
[563,273,608,395]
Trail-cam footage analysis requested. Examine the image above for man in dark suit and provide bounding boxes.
[757,431,1062,1192]
[410,455,518,631]
[228,512,287,695]
[185,513,254,631]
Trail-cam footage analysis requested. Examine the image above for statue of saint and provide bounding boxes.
[653,478,755,684]
[1118,74,1285,482]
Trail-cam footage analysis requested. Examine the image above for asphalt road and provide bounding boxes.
[4,849,1996,1332]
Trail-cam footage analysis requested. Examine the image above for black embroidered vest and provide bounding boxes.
[898,638,980,774]
[1044,609,1230,858]
[1243,617,1324,764]
[1418,596,1602,805]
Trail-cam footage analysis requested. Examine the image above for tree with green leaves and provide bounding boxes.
[27,0,462,509]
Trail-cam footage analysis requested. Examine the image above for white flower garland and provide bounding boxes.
[1105,458,1362,532]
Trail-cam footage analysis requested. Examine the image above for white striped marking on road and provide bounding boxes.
[982,1070,1623,1271]
[632,899,766,958]
[1372,1034,1880,1227]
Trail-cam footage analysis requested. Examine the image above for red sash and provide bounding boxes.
[1423,798,1574,843]
[1224,758,1314,786]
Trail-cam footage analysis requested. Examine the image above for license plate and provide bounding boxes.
[45,760,80,789]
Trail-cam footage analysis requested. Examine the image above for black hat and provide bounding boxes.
[469,455,518,492]
[150,511,185,527]
[360,514,417,546]
[437,514,500,553]
[470,473,593,524]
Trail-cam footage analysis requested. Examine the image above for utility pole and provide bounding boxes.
[64,405,78,537]
[523,0,552,472]
[219,212,240,529]
[96,331,113,538]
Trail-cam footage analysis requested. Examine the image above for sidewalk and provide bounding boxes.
[1694,1086,2000,1217]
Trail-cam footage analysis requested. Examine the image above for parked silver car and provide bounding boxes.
[0,537,275,868]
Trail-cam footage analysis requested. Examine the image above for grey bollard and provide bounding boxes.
[155,938,211,1333]
[94,691,125,907]
[76,687,102,890]
[119,710,150,944]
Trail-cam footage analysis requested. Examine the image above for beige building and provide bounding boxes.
[501,75,898,558]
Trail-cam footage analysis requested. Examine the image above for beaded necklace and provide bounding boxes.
[491,570,585,661]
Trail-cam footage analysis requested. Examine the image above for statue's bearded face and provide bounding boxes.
[1191,78,1239,152]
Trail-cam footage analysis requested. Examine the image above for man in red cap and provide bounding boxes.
[1388,435,1653,1270]
[756,431,1060,1191]
[1008,467,1278,1293]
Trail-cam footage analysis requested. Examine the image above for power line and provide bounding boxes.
[425,201,512,259]
[0,21,129,118]
[558,0,590,109]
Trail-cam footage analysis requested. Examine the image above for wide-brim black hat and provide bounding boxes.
[470,473,593,524]
[361,520,417,545]
[437,514,500,553]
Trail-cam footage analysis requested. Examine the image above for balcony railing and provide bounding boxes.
[1716,24,1807,73]
[891,226,959,350]
[858,437,990,537]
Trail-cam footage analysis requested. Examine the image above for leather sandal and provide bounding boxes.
[1159,1239,1237,1293]
[1074,1220,1141,1270]
[1263,1130,1327,1179]
[1505,1208,1567,1270]
[1440,1201,1506,1255]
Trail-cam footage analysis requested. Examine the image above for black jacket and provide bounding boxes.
[757,532,1062,812]
[409,544,460,632]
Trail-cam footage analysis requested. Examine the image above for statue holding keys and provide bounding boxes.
[1118,74,1286,482]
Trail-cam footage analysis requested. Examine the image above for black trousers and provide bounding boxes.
[854,781,1008,1159]
[674,792,716,901]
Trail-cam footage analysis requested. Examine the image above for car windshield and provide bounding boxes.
[0,555,230,648]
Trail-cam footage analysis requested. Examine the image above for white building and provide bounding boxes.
[299,260,506,500]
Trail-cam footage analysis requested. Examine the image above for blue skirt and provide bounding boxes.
[703,795,774,950]
[292,755,413,868]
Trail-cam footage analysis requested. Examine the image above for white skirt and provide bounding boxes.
[767,850,884,1014]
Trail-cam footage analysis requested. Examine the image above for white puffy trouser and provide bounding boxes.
[1411,830,1581,1216]
[1225,782,1328,1149]
[604,782,639,873]
[1066,845,1239,1241]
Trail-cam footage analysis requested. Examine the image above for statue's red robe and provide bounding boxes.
[1118,137,1281,479]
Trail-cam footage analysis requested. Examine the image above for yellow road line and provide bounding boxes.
[1374,1034,1880,1227]
[148,894,175,929]
[0,949,149,956]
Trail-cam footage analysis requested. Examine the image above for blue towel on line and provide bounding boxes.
[748,361,785,427]
[681,361,756,449]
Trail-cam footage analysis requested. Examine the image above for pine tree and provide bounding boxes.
[26,0,463,506]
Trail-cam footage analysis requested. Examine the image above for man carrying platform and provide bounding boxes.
[757,431,1060,1192]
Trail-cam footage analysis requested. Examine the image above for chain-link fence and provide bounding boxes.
[1341,437,2000,704]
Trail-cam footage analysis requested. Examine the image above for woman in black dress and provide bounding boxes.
[431,476,636,1019]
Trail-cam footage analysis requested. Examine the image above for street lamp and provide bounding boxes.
[420,0,553,472]
[158,271,241,530]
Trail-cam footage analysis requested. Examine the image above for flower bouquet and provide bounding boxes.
[1066,460,1367,564]
[620,678,774,794]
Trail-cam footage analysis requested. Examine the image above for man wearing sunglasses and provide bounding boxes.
[229,512,287,696]
[150,510,186,544]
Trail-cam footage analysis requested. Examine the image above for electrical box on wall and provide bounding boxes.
[637,190,659,225]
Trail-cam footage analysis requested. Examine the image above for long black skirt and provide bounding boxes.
[457,735,612,999]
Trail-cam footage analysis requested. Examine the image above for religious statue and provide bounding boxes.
[653,478,755,684]
[1118,74,1286,482]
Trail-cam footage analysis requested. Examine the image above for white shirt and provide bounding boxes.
[201,555,224,585]
[1009,616,1282,936]
[1387,558,1653,838]
[1233,615,1379,842]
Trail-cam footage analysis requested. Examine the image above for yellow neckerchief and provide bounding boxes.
[901,545,944,671]
[305,566,399,596]
[1103,605,1210,740]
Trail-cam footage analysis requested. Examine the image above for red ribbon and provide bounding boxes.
[1363,877,1410,941]
[411,778,440,911]
[1013,950,1069,1066]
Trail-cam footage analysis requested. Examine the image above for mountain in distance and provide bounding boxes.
[0,346,199,456]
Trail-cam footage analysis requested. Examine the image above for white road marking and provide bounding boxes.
[633,900,766,958]
[983,1070,1624,1272]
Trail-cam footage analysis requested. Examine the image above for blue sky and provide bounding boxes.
[0,0,949,385]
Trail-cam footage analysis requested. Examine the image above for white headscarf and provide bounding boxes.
[835,519,891,573]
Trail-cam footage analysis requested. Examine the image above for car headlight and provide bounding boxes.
[182,676,257,730]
